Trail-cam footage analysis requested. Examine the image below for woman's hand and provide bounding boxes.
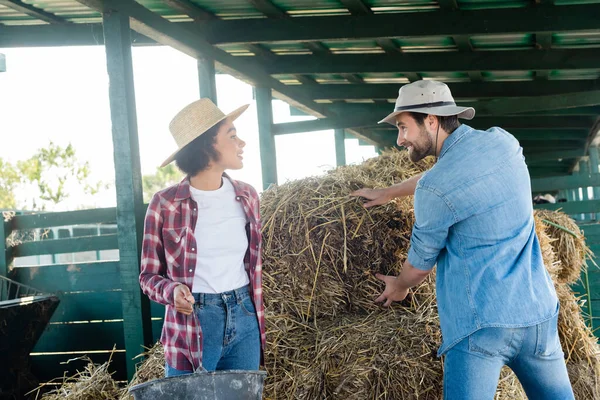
[174,284,195,315]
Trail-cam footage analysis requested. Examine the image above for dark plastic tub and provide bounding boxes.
[129,370,267,400]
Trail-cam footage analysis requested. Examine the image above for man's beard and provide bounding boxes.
[407,126,433,162]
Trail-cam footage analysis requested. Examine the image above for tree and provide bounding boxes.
[0,158,19,209]
[142,164,183,203]
[0,142,104,211]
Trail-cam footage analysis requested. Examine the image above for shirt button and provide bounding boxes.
[235,196,240,201]
[191,247,195,251]
[175,237,180,243]
[188,269,192,272]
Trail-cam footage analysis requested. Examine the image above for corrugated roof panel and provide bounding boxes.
[550,69,600,80]
[553,32,600,48]
[420,72,471,82]
[394,37,455,51]
[325,40,385,54]
[555,0,600,5]
[189,0,264,18]
[481,71,534,81]
[470,33,535,50]
[0,3,38,25]
[272,0,347,12]
[456,0,529,9]
[367,0,439,12]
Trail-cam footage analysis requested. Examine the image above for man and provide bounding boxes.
[351,80,574,399]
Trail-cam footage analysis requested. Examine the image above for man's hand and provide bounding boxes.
[350,188,393,208]
[174,284,195,315]
[374,273,409,307]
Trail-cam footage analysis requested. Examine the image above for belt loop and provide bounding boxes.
[194,292,204,306]
[234,287,243,303]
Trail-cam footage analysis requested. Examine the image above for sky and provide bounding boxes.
[0,45,378,211]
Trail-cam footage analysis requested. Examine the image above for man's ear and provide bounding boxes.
[427,114,438,130]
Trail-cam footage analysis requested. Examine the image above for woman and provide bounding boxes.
[139,98,265,376]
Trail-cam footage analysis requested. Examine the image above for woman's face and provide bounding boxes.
[210,119,246,171]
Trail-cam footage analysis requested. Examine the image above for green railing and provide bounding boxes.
[0,207,163,382]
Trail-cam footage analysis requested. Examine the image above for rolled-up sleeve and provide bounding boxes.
[407,186,456,271]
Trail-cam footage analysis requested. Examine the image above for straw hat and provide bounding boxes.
[379,80,475,125]
[160,98,249,167]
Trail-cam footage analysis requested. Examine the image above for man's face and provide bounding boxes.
[394,113,434,162]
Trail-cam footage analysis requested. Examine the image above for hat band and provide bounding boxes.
[394,101,456,112]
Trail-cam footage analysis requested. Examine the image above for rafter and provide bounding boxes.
[164,0,215,21]
[265,49,600,75]
[0,0,68,24]
[196,5,600,45]
[304,80,600,101]
[73,0,379,145]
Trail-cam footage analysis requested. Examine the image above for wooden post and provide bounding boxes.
[334,129,346,167]
[198,57,217,104]
[102,10,152,380]
[255,87,278,190]
[589,147,600,221]
[579,160,591,220]
[0,217,13,278]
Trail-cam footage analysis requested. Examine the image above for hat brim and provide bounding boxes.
[160,104,250,168]
[378,105,476,126]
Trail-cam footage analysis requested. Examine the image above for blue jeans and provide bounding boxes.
[443,313,574,399]
[165,285,261,377]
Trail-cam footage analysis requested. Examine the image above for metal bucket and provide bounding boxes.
[128,370,267,400]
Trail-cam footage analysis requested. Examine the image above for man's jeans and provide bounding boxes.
[444,313,574,399]
[165,285,261,377]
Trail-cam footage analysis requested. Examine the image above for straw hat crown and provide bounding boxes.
[161,98,249,167]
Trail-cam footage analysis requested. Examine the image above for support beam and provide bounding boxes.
[197,57,217,104]
[75,0,331,121]
[247,0,288,18]
[102,9,151,379]
[198,5,600,45]
[0,218,13,278]
[334,129,347,167]
[531,173,600,193]
[534,199,600,215]
[474,90,600,116]
[322,101,600,120]
[255,87,278,190]
[273,115,596,135]
[512,129,589,141]
[590,147,600,219]
[525,149,584,163]
[265,49,600,75]
[579,159,591,220]
[0,0,68,24]
[305,80,600,101]
[0,24,155,48]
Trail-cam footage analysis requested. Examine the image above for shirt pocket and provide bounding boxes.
[162,227,188,270]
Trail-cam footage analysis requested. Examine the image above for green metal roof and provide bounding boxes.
[1,0,599,177]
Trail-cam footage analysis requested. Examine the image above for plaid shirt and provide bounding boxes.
[139,175,265,371]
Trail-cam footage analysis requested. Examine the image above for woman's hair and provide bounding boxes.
[409,112,460,133]
[174,120,223,175]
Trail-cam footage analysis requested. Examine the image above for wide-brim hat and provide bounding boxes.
[379,80,475,125]
[160,98,249,167]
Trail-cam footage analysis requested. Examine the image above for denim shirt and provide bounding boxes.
[407,124,559,356]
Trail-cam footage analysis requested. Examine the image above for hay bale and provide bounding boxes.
[261,150,431,320]
[262,150,600,400]
[534,209,593,284]
[119,342,165,400]
[35,355,122,400]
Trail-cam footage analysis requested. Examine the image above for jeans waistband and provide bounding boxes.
[193,285,251,306]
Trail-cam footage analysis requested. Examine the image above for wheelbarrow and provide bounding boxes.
[128,370,267,400]
[0,275,60,399]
